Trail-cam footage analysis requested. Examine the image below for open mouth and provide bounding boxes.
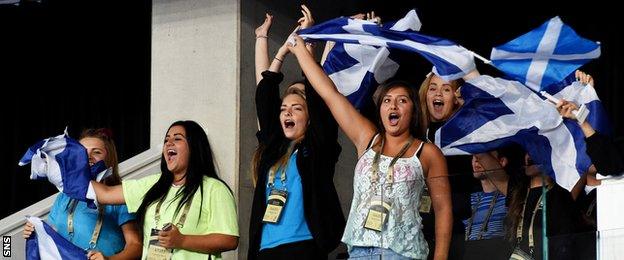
[388,113,400,126]
[284,119,295,129]
[432,99,444,110]
[166,149,178,161]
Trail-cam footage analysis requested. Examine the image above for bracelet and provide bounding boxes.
[274,57,283,62]
[256,35,268,39]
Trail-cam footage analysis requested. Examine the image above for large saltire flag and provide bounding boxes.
[318,10,421,108]
[25,216,87,260]
[490,16,601,92]
[435,75,587,191]
[18,129,109,208]
[298,9,475,91]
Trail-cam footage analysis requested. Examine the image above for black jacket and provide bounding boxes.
[248,71,345,258]
[585,132,624,176]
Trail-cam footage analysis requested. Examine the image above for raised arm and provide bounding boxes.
[288,35,376,155]
[298,5,316,56]
[421,143,452,260]
[90,181,125,205]
[255,14,272,84]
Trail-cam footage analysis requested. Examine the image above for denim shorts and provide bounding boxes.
[348,247,415,260]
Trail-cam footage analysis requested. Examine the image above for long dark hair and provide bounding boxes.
[136,120,225,228]
[504,170,530,241]
[372,80,423,139]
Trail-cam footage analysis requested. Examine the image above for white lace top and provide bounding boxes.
[341,137,429,259]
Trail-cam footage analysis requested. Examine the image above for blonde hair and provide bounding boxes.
[251,83,307,187]
[418,73,463,134]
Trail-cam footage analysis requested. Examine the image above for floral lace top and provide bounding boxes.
[342,138,428,259]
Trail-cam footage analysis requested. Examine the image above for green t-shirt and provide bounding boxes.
[123,174,239,260]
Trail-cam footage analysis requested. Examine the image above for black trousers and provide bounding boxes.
[257,240,327,260]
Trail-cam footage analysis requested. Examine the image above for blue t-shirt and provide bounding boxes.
[48,193,136,256]
[463,191,507,240]
[260,151,313,250]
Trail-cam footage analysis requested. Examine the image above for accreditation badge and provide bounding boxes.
[146,228,173,260]
[364,196,392,232]
[262,188,288,223]
[419,188,432,213]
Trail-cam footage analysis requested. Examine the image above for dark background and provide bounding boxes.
[0,0,151,220]
[239,0,622,258]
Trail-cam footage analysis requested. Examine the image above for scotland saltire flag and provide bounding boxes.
[319,10,420,108]
[298,10,475,83]
[490,16,601,92]
[545,73,612,136]
[18,129,99,208]
[435,75,587,191]
[26,216,87,260]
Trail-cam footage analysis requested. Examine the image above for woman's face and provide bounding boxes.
[524,153,541,177]
[380,86,413,137]
[280,92,309,140]
[163,125,190,175]
[426,75,458,122]
[80,137,108,166]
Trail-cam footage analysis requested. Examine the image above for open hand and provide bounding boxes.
[297,5,314,29]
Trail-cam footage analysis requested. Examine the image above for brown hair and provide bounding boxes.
[418,73,463,134]
[79,128,121,186]
[372,80,423,139]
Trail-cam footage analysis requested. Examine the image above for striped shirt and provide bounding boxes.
[463,191,508,240]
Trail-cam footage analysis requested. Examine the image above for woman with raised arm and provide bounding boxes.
[248,5,345,260]
[288,35,453,259]
[88,121,239,260]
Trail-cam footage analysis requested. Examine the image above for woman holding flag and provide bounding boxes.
[287,34,453,259]
[23,128,142,260]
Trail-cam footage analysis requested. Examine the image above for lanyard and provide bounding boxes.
[371,137,414,187]
[516,186,551,255]
[465,192,500,240]
[154,195,194,229]
[268,149,298,189]
[67,199,103,249]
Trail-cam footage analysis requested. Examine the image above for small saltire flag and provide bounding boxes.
[436,75,588,191]
[26,216,87,260]
[320,10,421,108]
[298,10,475,83]
[18,129,100,208]
[490,16,601,92]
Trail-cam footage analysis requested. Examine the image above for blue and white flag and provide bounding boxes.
[26,216,87,260]
[18,130,99,208]
[319,10,420,108]
[436,75,588,190]
[545,73,612,136]
[298,10,475,83]
[490,16,601,92]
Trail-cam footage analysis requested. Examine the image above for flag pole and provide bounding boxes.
[470,51,492,65]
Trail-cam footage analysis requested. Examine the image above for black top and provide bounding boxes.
[248,71,345,258]
[585,132,624,176]
[518,185,584,260]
